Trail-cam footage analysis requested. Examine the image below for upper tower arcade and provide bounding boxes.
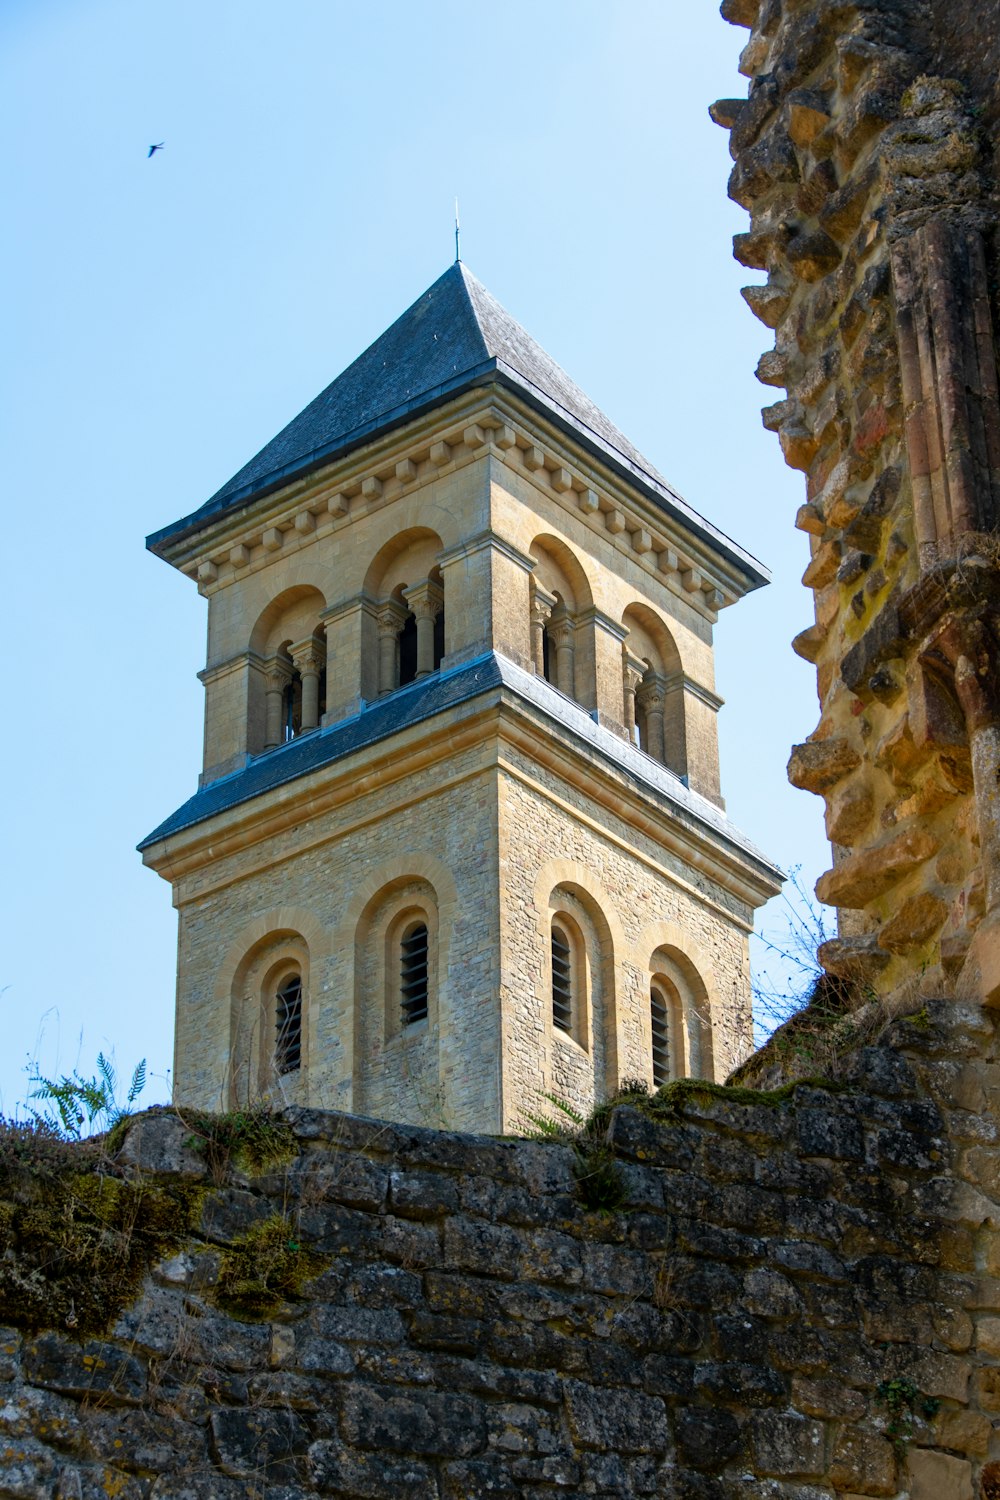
[141,264,781,1132]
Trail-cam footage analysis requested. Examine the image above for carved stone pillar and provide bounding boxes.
[636,675,666,764]
[264,657,294,750]
[403,579,444,678]
[623,652,645,745]
[376,600,408,696]
[549,612,576,698]
[290,638,325,733]
[530,587,556,676]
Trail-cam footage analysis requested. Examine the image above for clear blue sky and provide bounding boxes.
[1,0,830,1115]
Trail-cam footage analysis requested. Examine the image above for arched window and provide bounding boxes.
[551,923,573,1034]
[398,612,418,687]
[274,972,303,1075]
[400,922,429,1025]
[282,669,303,743]
[650,985,670,1088]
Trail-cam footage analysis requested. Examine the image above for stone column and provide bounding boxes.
[549,612,576,698]
[376,600,408,696]
[636,676,666,764]
[264,657,294,750]
[290,638,325,733]
[404,579,444,678]
[530,587,556,676]
[623,652,645,745]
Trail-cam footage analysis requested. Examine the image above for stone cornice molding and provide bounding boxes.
[660,669,725,713]
[437,527,536,576]
[198,649,266,686]
[320,592,379,627]
[577,606,630,645]
[160,389,758,624]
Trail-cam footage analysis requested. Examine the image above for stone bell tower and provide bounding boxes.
[141,263,781,1132]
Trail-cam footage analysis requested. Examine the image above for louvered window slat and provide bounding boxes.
[651,988,670,1088]
[401,925,429,1024]
[275,975,303,1075]
[552,927,572,1034]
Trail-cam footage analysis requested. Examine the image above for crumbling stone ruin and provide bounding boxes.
[711,0,1000,1001]
[5,1,1000,1496]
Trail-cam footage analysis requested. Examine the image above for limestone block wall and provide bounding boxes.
[169,720,758,1138]
[171,741,502,1132]
[714,0,1000,1000]
[4,1004,1000,1498]
[497,755,755,1124]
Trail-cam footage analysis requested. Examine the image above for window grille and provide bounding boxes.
[401,923,429,1024]
[551,925,572,1033]
[651,987,670,1088]
[275,974,303,1074]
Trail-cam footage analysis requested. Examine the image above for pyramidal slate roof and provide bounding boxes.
[148,263,766,585]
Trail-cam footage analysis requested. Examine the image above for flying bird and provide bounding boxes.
[148,143,164,158]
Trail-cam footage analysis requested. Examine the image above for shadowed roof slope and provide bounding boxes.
[147,264,767,585]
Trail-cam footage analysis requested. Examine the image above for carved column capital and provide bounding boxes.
[376,599,409,638]
[636,674,666,714]
[289,638,325,679]
[548,612,575,648]
[530,587,557,628]
[264,656,295,694]
[623,651,646,695]
[403,578,444,622]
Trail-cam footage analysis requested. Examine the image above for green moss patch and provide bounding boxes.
[185,1109,297,1179]
[214,1214,328,1319]
[0,1119,198,1337]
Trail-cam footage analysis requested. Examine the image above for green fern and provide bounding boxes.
[30,1054,147,1141]
[521,1092,586,1142]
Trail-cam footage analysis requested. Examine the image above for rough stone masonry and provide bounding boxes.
[712,0,1000,1002]
[3,1001,1000,1498]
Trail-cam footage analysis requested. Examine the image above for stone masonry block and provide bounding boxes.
[750,1412,824,1477]
[564,1381,670,1454]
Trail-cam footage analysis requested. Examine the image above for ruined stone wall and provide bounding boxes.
[713,0,1000,1002]
[3,1004,1000,1498]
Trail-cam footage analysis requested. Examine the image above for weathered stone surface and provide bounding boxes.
[828,1428,897,1495]
[787,738,861,794]
[673,1406,741,1469]
[341,1385,486,1457]
[906,1446,973,1500]
[750,1412,824,1477]
[815,827,939,908]
[209,1407,310,1482]
[879,893,949,953]
[564,1382,669,1454]
[309,1446,437,1499]
[115,1110,208,1180]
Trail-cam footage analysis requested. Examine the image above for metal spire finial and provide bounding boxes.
[454,198,461,263]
